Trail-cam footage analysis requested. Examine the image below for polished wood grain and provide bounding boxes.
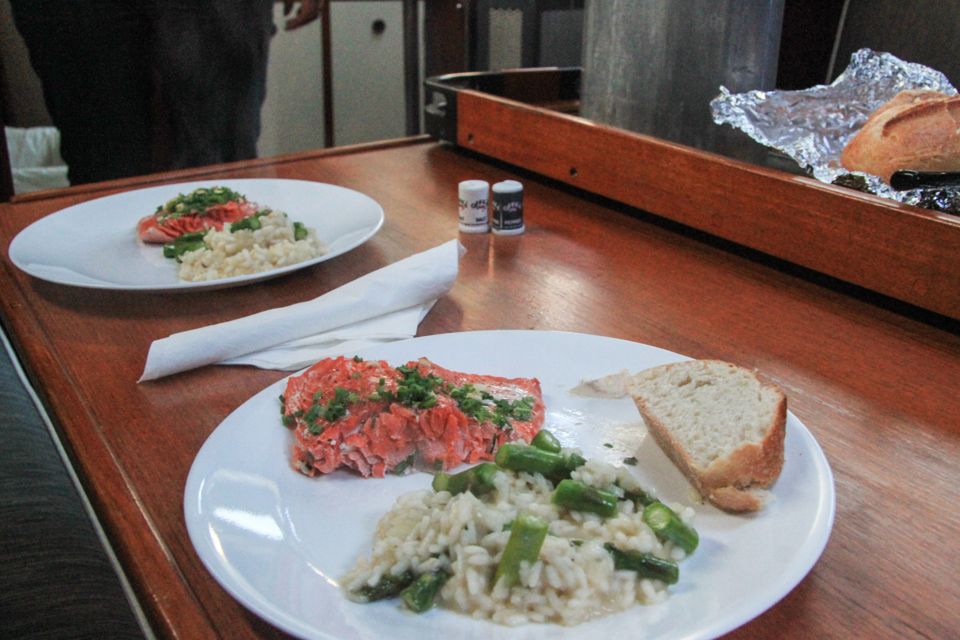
[454,89,960,322]
[1,137,959,640]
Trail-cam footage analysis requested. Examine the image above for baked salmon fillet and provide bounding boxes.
[137,186,259,243]
[281,356,546,478]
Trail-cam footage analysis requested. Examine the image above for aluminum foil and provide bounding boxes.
[710,48,958,209]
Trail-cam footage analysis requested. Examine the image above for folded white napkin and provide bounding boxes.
[139,240,464,381]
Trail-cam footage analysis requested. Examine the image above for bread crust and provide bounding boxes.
[627,360,786,513]
[840,90,960,183]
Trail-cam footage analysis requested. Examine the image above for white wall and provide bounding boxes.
[258,3,329,157]
[259,1,425,157]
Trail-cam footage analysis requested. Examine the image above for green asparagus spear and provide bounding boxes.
[174,230,207,243]
[293,221,309,241]
[603,543,679,585]
[400,569,449,613]
[561,451,587,476]
[229,213,263,232]
[530,429,562,453]
[431,462,499,496]
[642,501,699,555]
[551,479,619,518]
[494,444,585,483]
[622,486,659,507]
[495,443,565,476]
[353,569,416,601]
[493,514,549,588]
[162,230,208,259]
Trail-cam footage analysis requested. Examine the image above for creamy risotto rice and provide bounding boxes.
[177,209,327,281]
[342,454,695,626]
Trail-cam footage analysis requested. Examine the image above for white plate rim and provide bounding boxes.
[8,178,384,292]
[184,330,836,640]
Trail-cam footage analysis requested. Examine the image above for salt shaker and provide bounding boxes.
[458,180,490,233]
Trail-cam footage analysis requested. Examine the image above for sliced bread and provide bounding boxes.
[626,360,786,512]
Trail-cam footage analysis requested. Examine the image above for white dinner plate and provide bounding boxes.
[8,179,384,291]
[184,330,835,640]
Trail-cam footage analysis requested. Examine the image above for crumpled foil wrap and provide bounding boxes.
[711,48,958,210]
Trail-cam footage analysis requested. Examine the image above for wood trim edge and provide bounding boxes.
[454,90,960,321]
[8,135,434,205]
[0,260,221,640]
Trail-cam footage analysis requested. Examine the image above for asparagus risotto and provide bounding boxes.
[174,209,327,282]
[342,436,698,626]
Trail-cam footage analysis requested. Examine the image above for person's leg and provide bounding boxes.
[10,0,154,185]
[152,0,274,169]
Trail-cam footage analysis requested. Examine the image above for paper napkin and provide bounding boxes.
[139,239,464,381]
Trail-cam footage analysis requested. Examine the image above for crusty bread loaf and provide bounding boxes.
[840,90,960,183]
[626,360,786,513]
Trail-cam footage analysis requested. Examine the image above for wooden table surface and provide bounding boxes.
[1,137,959,640]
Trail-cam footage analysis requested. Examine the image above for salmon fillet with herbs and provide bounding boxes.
[137,186,259,243]
[281,356,546,478]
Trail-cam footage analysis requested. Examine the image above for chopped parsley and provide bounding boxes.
[297,386,360,434]
[320,387,360,423]
[291,363,538,434]
[156,186,245,221]
[280,395,294,426]
[392,453,415,475]
[394,365,444,409]
[366,377,392,403]
[449,383,535,430]
[367,365,445,410]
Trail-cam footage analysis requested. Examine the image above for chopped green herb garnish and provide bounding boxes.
[624,456,639,466]
[156,186,245,221]
[304,403,325,433]
[393,365,445,410]
[368,377,394,403]
[449,384,535,430]
[298,386,364,433]
[392,453,416,475]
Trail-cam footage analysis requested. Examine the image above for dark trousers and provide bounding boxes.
[10,0,274,185]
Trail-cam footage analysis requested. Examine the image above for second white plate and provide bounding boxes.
[8,178,384,291]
